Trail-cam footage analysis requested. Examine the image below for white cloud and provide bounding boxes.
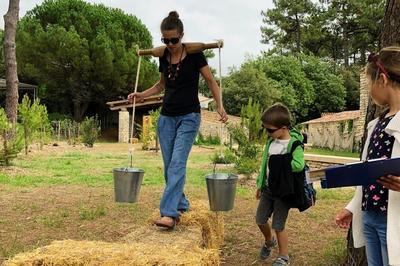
[1,0,274,75]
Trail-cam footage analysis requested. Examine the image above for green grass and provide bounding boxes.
[0,146,227,189]
[316,188,355,201]
[320,237,347,265]
[306,147,359,158]
[79,205,107,220]
[37,214,65,228]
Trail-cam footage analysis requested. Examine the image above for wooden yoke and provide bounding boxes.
[137,40,224,57]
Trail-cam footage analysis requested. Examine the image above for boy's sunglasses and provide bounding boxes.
[161,37,180,45]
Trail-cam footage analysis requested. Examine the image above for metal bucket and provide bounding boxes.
[113,167,145,203]
[205,173,238,211]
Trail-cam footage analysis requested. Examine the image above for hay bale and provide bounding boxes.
[148,201,224,249]
[121,225,204,249]
[4,239,219,266]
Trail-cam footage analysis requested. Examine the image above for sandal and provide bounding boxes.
[155,216,176,230]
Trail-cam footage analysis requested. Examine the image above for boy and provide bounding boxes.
[255,103,305,266]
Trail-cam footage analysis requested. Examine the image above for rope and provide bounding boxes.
[131,56,142,143]
[217,40,224,156]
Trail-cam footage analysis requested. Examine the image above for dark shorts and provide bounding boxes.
[255,188,290,231]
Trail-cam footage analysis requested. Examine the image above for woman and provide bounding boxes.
[128,11,227,229]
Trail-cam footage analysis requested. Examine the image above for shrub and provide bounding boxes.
[80,116,100,147]
[0,108,23,166]
[19,95,52,153]
[195,132,221,146]
[211,148,236,164]
[227,124,261,177]
[141,108,161,151]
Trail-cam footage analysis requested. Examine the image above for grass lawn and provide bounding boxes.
[0,142,352,265]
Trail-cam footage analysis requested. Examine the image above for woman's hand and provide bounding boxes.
[378,175,400,192]
[335,209,353,229]
[127,92,144,103]
[217,106,228,123]
[256,188,261,200]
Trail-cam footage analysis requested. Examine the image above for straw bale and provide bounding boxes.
[121,225,204,249]
[148,201,224,249]
[4,239,219,266]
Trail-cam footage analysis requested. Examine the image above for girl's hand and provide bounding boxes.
[378,175,400,192]
[256,189,261,200]
[127,92,144,103]
[335,209,353,229]
[217,106,228,123]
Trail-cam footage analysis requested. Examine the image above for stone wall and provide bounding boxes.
[306,119,360,151]
[118,109,129,143]
[199,121,230,144]
[198,110,241,144]
[355,70,369,145]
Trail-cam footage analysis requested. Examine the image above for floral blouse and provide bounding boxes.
[362,115,395,213]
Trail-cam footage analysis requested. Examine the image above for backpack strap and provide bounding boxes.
[290,140,304,154]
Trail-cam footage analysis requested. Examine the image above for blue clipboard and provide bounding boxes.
[321,157,400,189]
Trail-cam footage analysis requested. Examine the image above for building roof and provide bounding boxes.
[302,110,361,125]
[0,78,37,89]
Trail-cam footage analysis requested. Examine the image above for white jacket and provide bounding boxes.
[346,111,400,266]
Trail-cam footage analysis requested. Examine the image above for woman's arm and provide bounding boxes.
[127,74,165,102]
[199,65,228,123]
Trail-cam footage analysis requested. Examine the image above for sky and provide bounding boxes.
[0,0,274,75]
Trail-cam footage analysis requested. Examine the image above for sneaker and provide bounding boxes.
[259,238,277,259]
[272,256,290,266]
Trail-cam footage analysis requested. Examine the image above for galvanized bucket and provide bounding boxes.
[205,173,238,211]
[113,167,145,203]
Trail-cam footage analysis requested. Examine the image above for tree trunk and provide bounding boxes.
[379,0,400,48]
[73,101,89,122]
[343,24,349,67]
[3,0,20,124]
[348,0,400,265]
[295,13,301,56]
[360,47,366,65]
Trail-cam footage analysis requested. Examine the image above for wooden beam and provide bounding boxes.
[307,169,326,183]
[106,95,164,111]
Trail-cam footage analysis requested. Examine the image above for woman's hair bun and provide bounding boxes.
[168,11,179,19]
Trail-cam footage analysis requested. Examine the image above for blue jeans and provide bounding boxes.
[362,211,388,266]
[157,112,201,218]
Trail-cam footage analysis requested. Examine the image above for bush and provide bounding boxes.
[227,124,261,177]
[194,132,221,146]
[0,108,23,166]
[211,148,236,164]
[234,157,260,176]
[80,116,100,147]
[19,95,52,153]
[141,108,161,151]
[58,119,80,145]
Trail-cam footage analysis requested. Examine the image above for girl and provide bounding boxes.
[335,47,400,266]
[128,11,227,229]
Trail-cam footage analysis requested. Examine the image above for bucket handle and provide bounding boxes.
[213,162,234,179]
